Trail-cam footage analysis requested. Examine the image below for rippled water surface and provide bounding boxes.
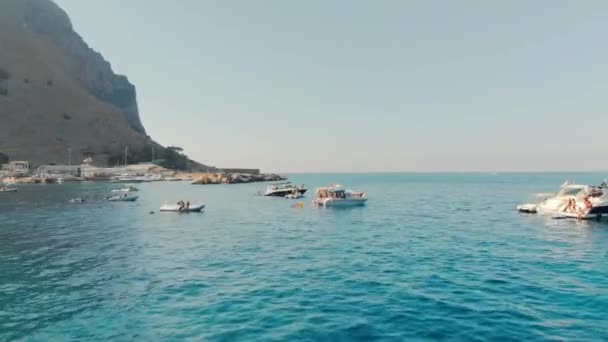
[1,173,608,341]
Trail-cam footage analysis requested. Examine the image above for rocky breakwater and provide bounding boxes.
[191,173,286,185]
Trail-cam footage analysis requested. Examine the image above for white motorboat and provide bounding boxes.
[0,186,18,193]
[264,182,307,197]
[163,177,182,182]
[159,203,205,212]
[111,185,139,192]
[69,197,85,204]
[107,194,139,202]
[312,184,368,208]
[110,175,146,183]
[285,193,304,199]
[517,182,608,219]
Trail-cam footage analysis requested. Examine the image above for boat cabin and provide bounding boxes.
[316,185,347,199]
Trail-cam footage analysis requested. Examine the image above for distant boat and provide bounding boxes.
[111,185,139,192]
[163,177,182,181]
[264,182,307,197]
[159,203,205,213]
[312,184,368,208]
[107,194,139,202]
[0,186,18,193]
[110,175,145,183]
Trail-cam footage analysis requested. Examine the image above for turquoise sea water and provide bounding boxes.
[1,173,608,341]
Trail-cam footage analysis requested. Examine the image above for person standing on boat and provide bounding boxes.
[574,194,593,220]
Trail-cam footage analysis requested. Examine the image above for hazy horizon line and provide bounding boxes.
[272,170,608,175]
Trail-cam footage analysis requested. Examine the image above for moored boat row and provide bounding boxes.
[68,184,206,213]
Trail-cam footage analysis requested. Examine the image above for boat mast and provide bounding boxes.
[67,147,71,175]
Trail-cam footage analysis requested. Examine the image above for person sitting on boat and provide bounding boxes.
[584,195,593,210]
[563,198,576,213]
[177,201,185,211]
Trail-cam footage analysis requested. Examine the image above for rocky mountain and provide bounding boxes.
[0,0,158,166]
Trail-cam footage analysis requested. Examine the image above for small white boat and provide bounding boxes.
[313,184,368,208]
[264,182,307,197]
[111,185,139,192]
[69,197,85,204]
[517,182,608,219]
[163,177,182,182]
[110,175,146,183]
[159,203,205,212]
[0,186,18,193]
[285,193,304,199]
[107,194,139,202]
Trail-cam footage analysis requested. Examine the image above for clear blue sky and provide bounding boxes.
[54,0,608,172]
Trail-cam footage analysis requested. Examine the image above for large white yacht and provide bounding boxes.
[312,184,368,208]
[517,182,608,219]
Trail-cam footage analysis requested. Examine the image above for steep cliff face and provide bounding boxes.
[0,0,150,165]
[22,0,146,133]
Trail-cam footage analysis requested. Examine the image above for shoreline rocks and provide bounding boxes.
[190,173,286,185]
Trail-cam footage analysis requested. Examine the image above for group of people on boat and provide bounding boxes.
[177,200,191,212]
[315,188,348,199]
[562,194,594,220]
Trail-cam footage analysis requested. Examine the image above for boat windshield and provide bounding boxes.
[557,186,584,197]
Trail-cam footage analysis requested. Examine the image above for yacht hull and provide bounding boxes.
[317,198,368,207]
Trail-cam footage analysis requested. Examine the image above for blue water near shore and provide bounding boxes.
[1,173,608,341]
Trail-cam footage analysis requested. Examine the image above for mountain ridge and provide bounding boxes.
[0,0,164,167]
